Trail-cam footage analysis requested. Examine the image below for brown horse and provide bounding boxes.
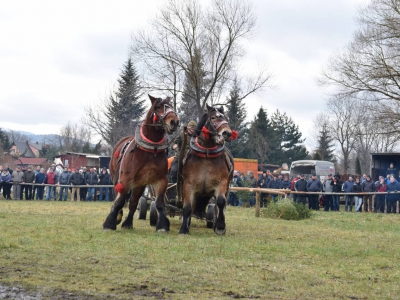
[103,95,179,231]
[179,104,234,235]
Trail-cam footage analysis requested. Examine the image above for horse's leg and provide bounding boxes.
[121,186,145,229]
[214,188,227,235]
[103,191,129,230]
[154,178,170,232]
[179,184,194,234]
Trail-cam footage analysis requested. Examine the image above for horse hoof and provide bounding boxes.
[214,228,226,235]
[156,229,169,233]
[121,225,133,230]
[103,227,116,231]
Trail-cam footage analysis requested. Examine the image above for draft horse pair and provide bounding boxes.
[102,95,234,235]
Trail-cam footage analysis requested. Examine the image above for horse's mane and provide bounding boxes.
[145,98,161,121]
[194,112,208,137]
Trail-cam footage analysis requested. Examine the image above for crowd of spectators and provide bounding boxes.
[228,164,400,213]
[0,163,112,201]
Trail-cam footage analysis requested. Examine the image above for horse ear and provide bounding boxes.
[148,94,157,104]
[206,104,212,113]
[219,106,224,114]
[165,97,171,104]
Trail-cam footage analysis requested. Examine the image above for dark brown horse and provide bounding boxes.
[179,104,234,235]
[103,95,179,231]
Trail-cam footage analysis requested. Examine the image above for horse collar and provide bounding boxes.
[190,137,224,158]
[135,124,169,156]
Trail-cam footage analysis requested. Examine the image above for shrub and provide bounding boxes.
[260,198,312,220]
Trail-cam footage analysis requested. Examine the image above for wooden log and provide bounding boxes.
[255,192,260,217]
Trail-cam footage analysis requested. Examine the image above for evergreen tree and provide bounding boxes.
[248,107,273,163]
[82,142,91,154]
[312,151,322,160]
[0,128,11,153]
[40,144,58,162]
[315,124,335,162]
[269,110,308,165]
[225,78,248,158]
[105,57,146,145]
[355,156,362,175]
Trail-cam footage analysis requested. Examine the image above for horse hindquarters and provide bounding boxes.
[214,194,226,235]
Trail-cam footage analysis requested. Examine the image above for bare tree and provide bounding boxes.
[58,122,92,153]
[6,130,30,143]
[131,0,271,118]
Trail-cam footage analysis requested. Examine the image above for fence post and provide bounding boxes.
[255,191,260,217]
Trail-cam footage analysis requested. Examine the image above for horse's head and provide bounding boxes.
[148,95,179,134]
[196,104,232,145]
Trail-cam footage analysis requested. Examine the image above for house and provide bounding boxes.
[29,142,43,158]
[9,141,36,158]
[55,152,111,171]
[15,157,49,168]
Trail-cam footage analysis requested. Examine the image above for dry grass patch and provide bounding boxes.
[0,200,400,299]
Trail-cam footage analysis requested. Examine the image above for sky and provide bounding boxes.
[0,0,369,147]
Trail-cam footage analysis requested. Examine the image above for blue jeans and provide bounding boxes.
[354,196,363,212]
[332,195,340,211]
[46,186,56,200]
[86,187,96,201]
[345,195,354,211]
[98,187,109,201]
[59,186,69,201]
[36,186,44,200]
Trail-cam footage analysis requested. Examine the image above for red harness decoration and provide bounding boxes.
[115,182,124,193]
[140,124,166,145]
[153,114,158,123]
[230,130,238,140]
[192,137,223,158]
[202,126,210,140]
[114,150,120,158]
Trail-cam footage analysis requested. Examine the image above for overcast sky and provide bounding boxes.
[0,0,368,147]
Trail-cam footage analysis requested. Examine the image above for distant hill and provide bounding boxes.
[4,128,60,144]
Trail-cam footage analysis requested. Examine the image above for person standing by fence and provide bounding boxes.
[12,166,24,200]
[330,175,342,211]
[22,166,35,200]
[362,175,375,212]
[0,168,12,199]
[386,176,399,213]
[307,174,322,210]
[294,174,308,205]
[70,168,82,201]
[98,167,110,201]
[343,176,355,212]
[375,177,387,213]
[323,174,333,211]
[58,167,71,201]
[45,168,58,201]
[85,167,98,201]
[35,168,46,200]
[353,177,363,212]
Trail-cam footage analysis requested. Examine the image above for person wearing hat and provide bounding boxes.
[361,175,375,212]
[294,174,308,205]
[4,163,13,176]
[12,166,24,200]
[307,174,322,210]
[330,175,342,211]
[22,166,35,200]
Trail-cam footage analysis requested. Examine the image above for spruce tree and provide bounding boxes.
[269,110,308,165]
[248,107,273,163]
[315,124,335,162]
[225,78,248,158]
[105,57,145,145]
[0,128,10,153]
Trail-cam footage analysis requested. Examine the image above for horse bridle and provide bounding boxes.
[204,109,228,136]
[148,99,177,130]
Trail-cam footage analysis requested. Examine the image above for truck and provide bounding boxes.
[289,160,335,180]
[371,153,400,181]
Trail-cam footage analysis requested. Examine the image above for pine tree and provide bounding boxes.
[105,57,146,145]
[269,110,308,165]
[315,124,335,162]
[225,78,248,158]
[355,156,362,175]
[0,128,11,153]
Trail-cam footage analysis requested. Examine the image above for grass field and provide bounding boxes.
[1,200,400,299]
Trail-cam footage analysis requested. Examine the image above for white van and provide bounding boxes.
[289,160,335,180]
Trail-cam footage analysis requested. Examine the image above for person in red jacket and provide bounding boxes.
[45,168,58,201]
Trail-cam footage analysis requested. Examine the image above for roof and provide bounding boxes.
[15,157,48,165]
[290,160,335,166]
[12,141,36,158]
[30,142,43,151]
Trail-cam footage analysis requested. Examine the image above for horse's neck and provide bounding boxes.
[142,119,165,143]
[197,136,218,149]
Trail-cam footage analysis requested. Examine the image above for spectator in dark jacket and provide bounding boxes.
[323,174,333,211]
[80,168,88,200]
[330,175,342,211]
[386,176,399,213]
[343,176,355,212]
[85,168,98,201]
[59,167,71,201]
[307,174,322,210]
[22,166,35,200]
[281,176,291,190]
[257,171,270,207]
[375,177,387,213]
[294,174,308,205]
[353,177,363,212]
[35,168,46,200]
[267,174,282,202]
[98,167,111,201]
[361,175,375,212]
[70,168,83,201]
